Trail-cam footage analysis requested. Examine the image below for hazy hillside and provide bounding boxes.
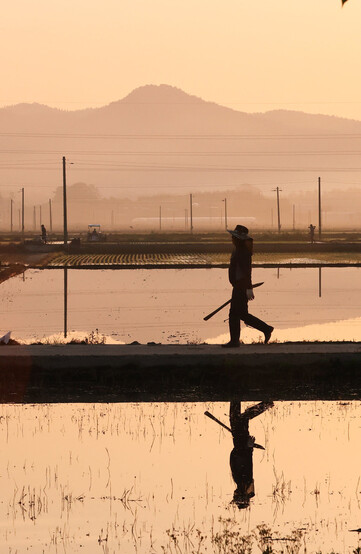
[1,85,361,230]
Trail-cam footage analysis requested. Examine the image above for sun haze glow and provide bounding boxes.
[1,0,361,120]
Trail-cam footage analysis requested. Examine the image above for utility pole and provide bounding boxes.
[63,156,68,246]
[21,187,25,241]
[159,206,162,231]
[190,193,193,233]
[223,198,228,230]
[64,267,68,339]
[318,176,322,240]
[273,187,282,233]
[49,199,53,232]
[33,206,36,230]
[10,199,13,232]
[39,205,42,226]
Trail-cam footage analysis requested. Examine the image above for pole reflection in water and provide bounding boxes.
[319,266,322,298]
[64,267,68,338]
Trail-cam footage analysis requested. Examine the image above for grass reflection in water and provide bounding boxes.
[0,401,361,552]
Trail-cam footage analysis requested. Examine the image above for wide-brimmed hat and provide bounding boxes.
[228,225,252,240]
[232,481,255,509]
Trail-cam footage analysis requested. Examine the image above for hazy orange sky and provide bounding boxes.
[2,0,361,120]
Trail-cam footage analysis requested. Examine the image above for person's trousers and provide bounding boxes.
[229,288,271,342]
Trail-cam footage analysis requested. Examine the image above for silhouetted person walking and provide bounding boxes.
[41,224,47,243]
[309,224,316,243]
[223,225,273,347]
[229,400,273,509]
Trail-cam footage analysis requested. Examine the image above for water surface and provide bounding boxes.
[0,267,360,343]
[1,401,360,553]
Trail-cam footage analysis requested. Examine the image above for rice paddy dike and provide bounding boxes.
[1,343,360,403]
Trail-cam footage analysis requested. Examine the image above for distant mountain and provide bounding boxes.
[1,84,361,203]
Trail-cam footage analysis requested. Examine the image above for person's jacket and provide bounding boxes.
[228,241,252,290]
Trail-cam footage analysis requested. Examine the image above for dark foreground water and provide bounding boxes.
[0,266,360,343]
[1,401,361,553]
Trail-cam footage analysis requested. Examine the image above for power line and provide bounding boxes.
[3,158,361,172]
[0,179,360,190]
[3,149,361,156]
[2,132,361,139]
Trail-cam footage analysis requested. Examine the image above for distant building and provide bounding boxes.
[130,216,256,231]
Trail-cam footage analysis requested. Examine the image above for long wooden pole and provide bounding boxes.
[64,267,68,338]
[63,156,68,246]
[21,188,25,241]
[190,193,193,233]
[49,199,53,232]
[318,177,322,240]
[203,282,264,321]
[204,411,232,433]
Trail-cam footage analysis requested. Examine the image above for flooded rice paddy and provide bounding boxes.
[48,251,361,268]
[1,400,361,553]
[0,266,360,343]
[1,266,361,552]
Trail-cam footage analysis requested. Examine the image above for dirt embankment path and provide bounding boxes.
[0,252,57,284]
[0,343,360,403]
[0,264,27,284]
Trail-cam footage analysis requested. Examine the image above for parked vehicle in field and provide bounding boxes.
[87,224,107,242]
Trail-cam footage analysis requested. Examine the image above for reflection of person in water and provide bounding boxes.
[229,400,274,509]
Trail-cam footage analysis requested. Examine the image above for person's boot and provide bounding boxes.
[222,317,241,348]
[222,341,240,348]
[264,326,274,344]
[243,314,273,344]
